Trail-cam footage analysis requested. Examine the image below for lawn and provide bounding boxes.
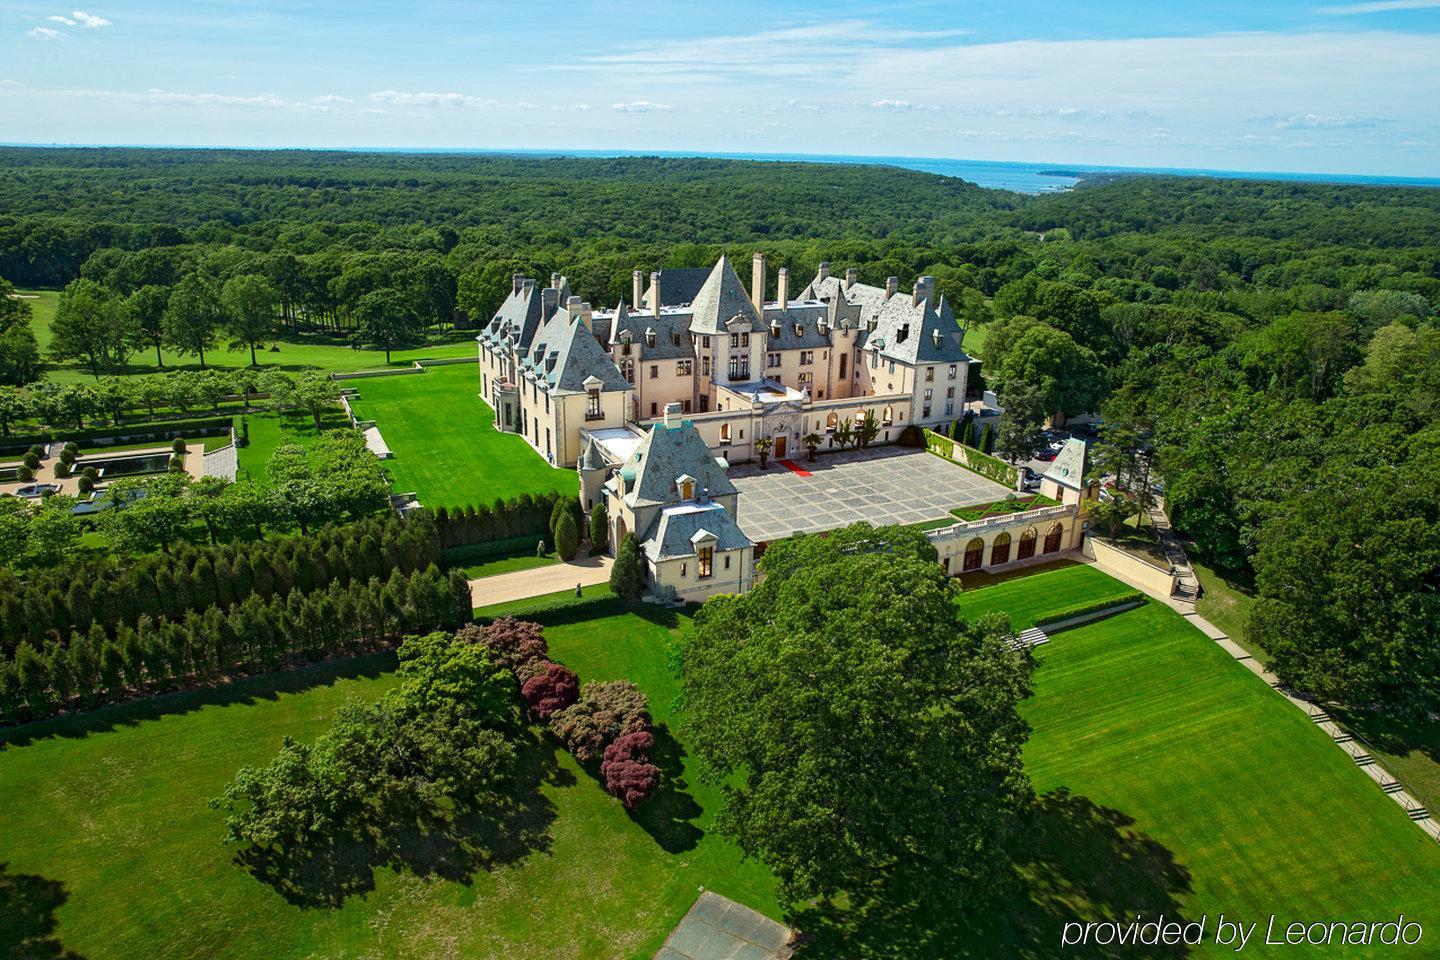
[0,599,777,960]
[955,562,1138,629]
[234,408,351,487]
[1192,557,1260,655]
[346,363,576,509]
[20,288,478,385]
[448,550,559,579]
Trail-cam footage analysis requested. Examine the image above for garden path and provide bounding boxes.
[469,550,613,607]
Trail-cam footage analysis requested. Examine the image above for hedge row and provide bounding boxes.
[0,417,234,455]
[1033,592,1146,629]
[433,492,568,551]
[924,429,1019,487]
[0,565,472,728]
[440,535,547,567]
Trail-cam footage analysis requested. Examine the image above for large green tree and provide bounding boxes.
[353,287,422,363]
[50,278,139,379]
[0,277,41,386]
[163,273,227,368]
[127,284,171,368]
[680,522,1033,905]
[221,274,281,366]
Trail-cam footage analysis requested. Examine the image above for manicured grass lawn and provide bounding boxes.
[961,322,987,356]
[955,562,1138,629]
[21,288,477,385]
[347,364,576,509]
[234,408,349,487]
[1192,557,1261,656]
[0,597,776,960]
[450,550,559,580]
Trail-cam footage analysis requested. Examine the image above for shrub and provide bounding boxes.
[59,447,77,465]
[1033,593,1145,628]
[77,473,95,494]
[551,680,651,762]
[168,454,185,473]
[62,442,78,456]
[555,509,579,561]
[520,661,579,720]
[609,533,646,601]
[16,465,34,482]
[474,616,548,669]
[53,461,71,479]
[601,730,660,809]
[171,437,188,454]
[589,501,608,552]
[897,424,925,447]
[27,444,44,458]
[21,451,40,469]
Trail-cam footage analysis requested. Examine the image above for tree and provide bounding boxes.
[551,679,650,762]
[1083,494,1138,538]
[996,381,1047,462]
[50,278,139,379]
[163,274,226,368]
[98,476,192,555]
[609,532,646,601]
[600,729,660,809]
[221,275,280,366]
[520,661,579,720]
[755,435,773,469]
[0,277,40,386]
[554,509,579,561]
[127,284,171,368]
[802,432,822,461]
[353,287,423,363]
[680,522,1032,905]
[588,501,609,552]
[856,411,880,448]
[832,418,854,451]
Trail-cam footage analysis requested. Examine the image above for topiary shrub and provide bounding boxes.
[16,465,34,483]
[59,447,77,465]
[62,441,78,456]
[589,501,609,552]
[555,509,579,561]
[21,452,40,469]
[601,729,660,809]
[78,473,95,494]
[168,454,185,473]
[171,437,188,454]
[27,444,43,459]
[53,461,71,479]
[520,661,579,720]
[474,616,548,670]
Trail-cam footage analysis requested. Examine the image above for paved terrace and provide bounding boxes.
[731,446,1012,543]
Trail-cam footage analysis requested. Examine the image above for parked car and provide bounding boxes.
[1023,476,1042,491]
[1034,450,1058,462]
[1048,438,1066,452]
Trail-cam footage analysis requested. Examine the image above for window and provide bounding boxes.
[946,387,955,399]
[826,412,838,432]
[681,479,695,500]
[720,422,731,444]
[882,405,893,425]
[800,351,813,366]
[728,356,750,381]
[948,364,958,380]
[767,352,781,368]
[730,333,739,348]
[870,351,879,368]
[545,392,550,413]
[682,399,692,413]
[963,537,984,571]
[838,353,848,379]
[649,365,658,379]
[622,342,632,356]
[698,545,713,579]
[702,336,711,348]
[798,372,813,386]
[586,388,602,420]
[1018,527,1038,561]
[724,554,731,570]
[677,360,692,376]
[888,360,896,375]
[702,357,711,377]
[1044,523,1063,554]
[620,359,635,383]
[650,402,658,416]
[546,428,552,455]
[681,563,687,578]
[925,366,934,382]
[991,532,1011,565]
[945,401,954,416]
[924,388,933,401]
[741,332,750,347]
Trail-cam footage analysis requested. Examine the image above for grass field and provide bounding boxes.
[7,567,1440,959]
[450,550,560,579]
[955,562,1137,629]
[234,408,352,486]
[20,288,477,385]
[1192,557,1260,655]
[346,364,576,509]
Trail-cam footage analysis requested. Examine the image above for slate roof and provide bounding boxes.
[869,295,969,366]
[623,419,737,506]
[609,301,695,361]
[688,255,763,336]
[759,304,831,350]
[1044,437,1088,490]
[478,277,569,352]
[641,502,752,562]
[643,267,712,309]
[578,436,607,472]
[522,307,631,395]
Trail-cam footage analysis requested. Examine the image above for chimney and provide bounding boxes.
[885,276,898,299]
[512,273,525,294]
[818,261,830,281]
[845,267,858,289]
[632,269,644,308]
[751,253,766,313]
[663,401,682,427]
[550,272,561,289]
[650,270,661,317]
[915,275,935,305]
[777,267,790,314]
[541,285,559,312]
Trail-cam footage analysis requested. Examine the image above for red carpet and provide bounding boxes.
[778,459,812,477]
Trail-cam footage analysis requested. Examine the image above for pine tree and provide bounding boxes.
[13,641,54,719]
[555,509,580,561]
[66,580,93,633]
[46,641,76,707]
[589,501,609,552]
[980,421,995,454]
[99,640,126,699]
[609,533,646,602]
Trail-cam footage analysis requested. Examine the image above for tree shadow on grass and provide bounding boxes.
[0,653,397,752]
[790,789,1194,959]
[0,862,85,960]
[627,722,703,854]
[237,730,567,909]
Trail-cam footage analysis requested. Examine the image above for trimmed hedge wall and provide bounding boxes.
[0,417,233,455]
[924,429,1019,488]
[1034,592,1146,629]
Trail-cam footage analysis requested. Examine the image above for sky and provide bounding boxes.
[2,0,1438,176]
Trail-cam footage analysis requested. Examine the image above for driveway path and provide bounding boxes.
[469,551,613,608]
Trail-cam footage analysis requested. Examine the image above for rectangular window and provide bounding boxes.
[946,387,955,398]
[545,392,550,413]
[945,401,954,415]
[922,405,931,418]
[586,388,602,420]
[724,554,731,570]
[677,360,692,376]
[682,399,692,413]
[702,357,711,376]
[741,333,750,347]
[698,546,713,579]
[797,372,813,386]
[650,402,658,416]
[649,365,658,379]
[800,351,813,366]
[730,333,740,348]
[703,336,711,348]
[925,366,934,382]
[728,356,750,381]
[948,364,958,379]
[767,352,781,368]
[871,351,878,368]
[924,388,933,400]
[888,360,896,375]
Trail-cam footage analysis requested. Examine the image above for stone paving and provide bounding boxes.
[730,446,1012,543]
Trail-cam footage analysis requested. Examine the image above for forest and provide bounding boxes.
[1,146,1438,722]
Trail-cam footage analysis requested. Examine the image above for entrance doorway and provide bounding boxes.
[774,435,788,459]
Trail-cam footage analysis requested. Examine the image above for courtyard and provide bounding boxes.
[730,446,1012,542]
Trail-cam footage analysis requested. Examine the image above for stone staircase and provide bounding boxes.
[1009,626,1050,651]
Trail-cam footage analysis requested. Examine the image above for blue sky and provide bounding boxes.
[2,0,1438,175]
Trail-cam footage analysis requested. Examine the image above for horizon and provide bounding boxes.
[3,1,1439,178]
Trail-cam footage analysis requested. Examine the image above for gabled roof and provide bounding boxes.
[643,267,712,309]
[760,304,830,350]
[479,277,568,352]
[1044,438,1088,490]
[688,256,763,336]
[869,295,969,366]
[622,419,737,506]
[525,308,631,395]
[641,502,752,561]
[609,302,694,360]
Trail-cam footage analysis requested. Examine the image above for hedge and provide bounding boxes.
[924,429,1018,488]
[440,535,547,567]
[474,591,629,626]
[0,417,234,455]
[1033,592,1146,629]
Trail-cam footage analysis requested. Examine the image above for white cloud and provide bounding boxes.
[554,103,592,112]
[611,100,671,113]
[28,26,66,40]
[1316,0,1440,12]
[71,10,111,28]
[144,89,289,108]
[368,90,513,108]
[312,94,353,105]
[48,15,77,25]
[1266,113,1390,129]
[869,99,914,111]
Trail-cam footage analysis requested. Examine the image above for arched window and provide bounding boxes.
[826,412,838,431]
[962,537,984,571]
[882,405,894,425]
[991,532,1011,566]
[719,422,731,444]
[1043,522,1063,554]
[1017,526,1038,561]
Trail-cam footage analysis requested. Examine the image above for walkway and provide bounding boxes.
[1088,529,1439,843]
[469,551,613,608]
[1146,497,1200,600]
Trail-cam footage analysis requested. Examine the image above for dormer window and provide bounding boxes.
[676,473,697,501]
[645,328,657,348]
[794,323,803,337]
